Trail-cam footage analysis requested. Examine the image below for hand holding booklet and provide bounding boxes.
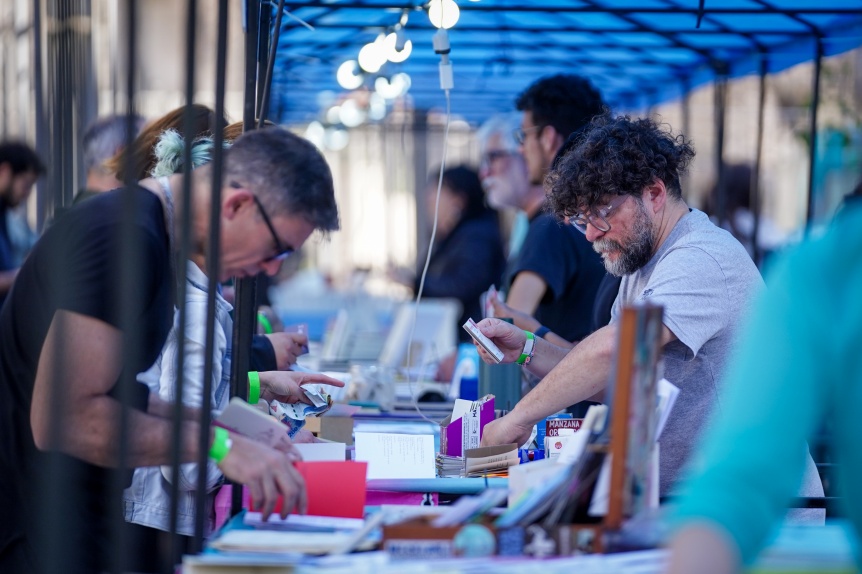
[462,318,504,363]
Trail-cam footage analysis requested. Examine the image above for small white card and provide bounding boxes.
[294,442,347,462]
[354,432,435,480]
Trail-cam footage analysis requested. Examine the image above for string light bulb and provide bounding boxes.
[336,60,364,90]
[358,34,388,73]
[428,0,460,30]
[385,31,412,63]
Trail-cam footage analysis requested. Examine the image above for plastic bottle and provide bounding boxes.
[450,343,480,401]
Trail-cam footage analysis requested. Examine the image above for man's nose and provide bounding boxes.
[585,222,605,243]
[260,259,282,277]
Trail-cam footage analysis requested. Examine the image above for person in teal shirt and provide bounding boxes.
[666,203,862,573]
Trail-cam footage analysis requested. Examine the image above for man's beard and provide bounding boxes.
[592,202,655,277]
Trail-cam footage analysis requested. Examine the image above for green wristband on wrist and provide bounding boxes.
[209,426,232,464]
[248,371,261,404]
[517,331,536,365]
[257,311,274,334]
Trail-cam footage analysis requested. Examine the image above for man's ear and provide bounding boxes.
[644,179,668,214]
[540,126,562,157]
[222,186,254,220]
[0,163,12,187]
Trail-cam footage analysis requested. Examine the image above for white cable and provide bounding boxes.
[405,88,452,425]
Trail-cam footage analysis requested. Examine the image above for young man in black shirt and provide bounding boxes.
[0,128,340,573]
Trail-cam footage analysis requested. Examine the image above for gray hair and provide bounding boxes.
[475,112,521,155]
[224,128,339,234]
[82,114,145,173]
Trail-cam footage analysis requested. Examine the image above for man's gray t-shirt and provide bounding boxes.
[611,208,763,494]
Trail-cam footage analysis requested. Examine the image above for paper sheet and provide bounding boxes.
[354,432,435,480]
[294,442,347,462]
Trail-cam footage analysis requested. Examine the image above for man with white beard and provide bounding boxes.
[474,115,822,501]
[475,105,606,349]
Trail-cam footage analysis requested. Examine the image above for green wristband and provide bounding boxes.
[257,311,274,334]
[517,331,536,365]
[248,371,261,404]
[209,426,232,464]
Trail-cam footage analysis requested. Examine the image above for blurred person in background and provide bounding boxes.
[0,141,45,309]
[704,162,788,265]
[666,199,862,574]
[488,74,608,349]
[389,165,505,343]
[78,114,146,199]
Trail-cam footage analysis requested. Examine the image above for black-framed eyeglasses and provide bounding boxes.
[570,194,630,234]
[251,194,294,262]
[513,124,543,145]
[480,149,515,167]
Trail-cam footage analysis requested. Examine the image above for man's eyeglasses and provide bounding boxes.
[570,194,630,234]
[513,124,543,145]
[251,194,294,262]
[480,149,514,167]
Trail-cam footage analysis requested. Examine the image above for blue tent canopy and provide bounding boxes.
[270,0,862,125]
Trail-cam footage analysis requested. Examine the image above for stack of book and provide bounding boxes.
[435,444,520,478]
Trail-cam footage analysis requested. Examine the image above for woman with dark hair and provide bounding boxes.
[397,165,505,342]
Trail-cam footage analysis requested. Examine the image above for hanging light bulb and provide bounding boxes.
[324,127,349,151]
[384,31,412,63]
[336,60,364,90]
[357,34,388,73]
[428,0,460,30]
[375,73,411,100]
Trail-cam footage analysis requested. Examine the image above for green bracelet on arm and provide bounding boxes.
[248,371,261,404]
[257,311,273,334]
[209,426,233,463]
[517,331,536,365]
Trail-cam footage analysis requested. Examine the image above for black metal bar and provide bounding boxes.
[33,0,48,231]
[806,37,823,224]
[752,54,768,266]
[111,1,140,571]
[193,0,229,551]
[258,0,286,127]
[713,64,728,228]
[243,0,260,130]
[229,0,262,520]
[284,2,862,15]
[680,75,691,149]
[255,2,271,116]
[283,22,845,35]
[168,0,199,566]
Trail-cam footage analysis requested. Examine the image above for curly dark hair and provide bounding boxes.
[515,74,605,139]
[546,114,695,218]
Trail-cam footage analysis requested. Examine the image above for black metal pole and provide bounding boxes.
[32,0,48,231]
[193,0,229,551]
[680,75,691,145]
[713,63,728,228]
[257,0,286,127]
[168,0,199,565]
[752,54,768,266]
[806,37,823,224]
[229,0,262,520]
[111,1,141,572]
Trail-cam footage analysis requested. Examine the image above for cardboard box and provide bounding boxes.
[382,516,496,559]
[382,516,607,559]
[316,415,354,445]
[439,396,495,457]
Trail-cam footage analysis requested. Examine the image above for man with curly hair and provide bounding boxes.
[474,115,816,497]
